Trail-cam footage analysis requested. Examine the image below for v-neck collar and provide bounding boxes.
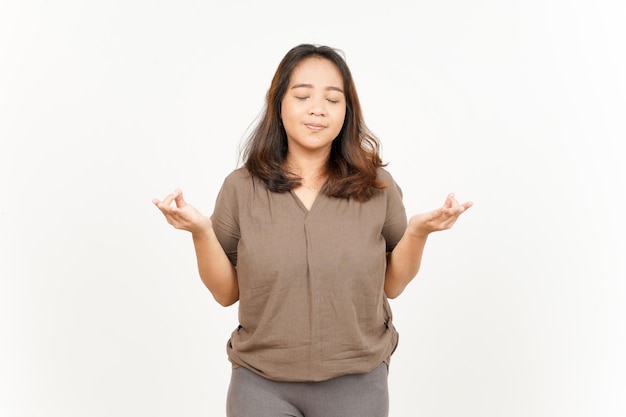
[289,189,322,214]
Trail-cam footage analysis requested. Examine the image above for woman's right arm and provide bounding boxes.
[153,189,239,306]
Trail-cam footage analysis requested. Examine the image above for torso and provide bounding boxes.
[211,167,408,382]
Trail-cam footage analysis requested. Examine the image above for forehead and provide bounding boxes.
[289,57,343,86]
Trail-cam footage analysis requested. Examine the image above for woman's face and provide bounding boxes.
[280,57,347,157]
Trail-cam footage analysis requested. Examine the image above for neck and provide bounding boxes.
[285,151,329,193]
[285,151,329,179]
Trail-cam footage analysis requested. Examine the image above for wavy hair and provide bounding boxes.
[242,44,385,201]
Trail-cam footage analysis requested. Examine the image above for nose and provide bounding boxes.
[308,98,326,116]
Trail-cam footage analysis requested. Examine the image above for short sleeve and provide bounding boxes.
[379,169,407,252]
[211,172,241,266]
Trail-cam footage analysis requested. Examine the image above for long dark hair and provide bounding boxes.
[243,44,385,201]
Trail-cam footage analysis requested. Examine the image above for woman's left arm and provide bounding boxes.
[384,193,472,299]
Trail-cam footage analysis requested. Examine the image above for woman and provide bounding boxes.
[154,44,471,417]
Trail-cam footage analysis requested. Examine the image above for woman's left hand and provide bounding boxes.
[407,193,473,238]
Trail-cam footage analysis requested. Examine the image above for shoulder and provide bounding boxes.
[376,167,402,193]
[376,167,395,186]
[215,168,254,206]
[224,167,252,182]
[221,167,254,189]
[374,167,405,209]
[218,167,269,204]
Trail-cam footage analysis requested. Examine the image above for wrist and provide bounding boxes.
[191,221,214,240]
[407,228,430,240]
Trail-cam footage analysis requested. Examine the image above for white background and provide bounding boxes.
[1,1,625,416]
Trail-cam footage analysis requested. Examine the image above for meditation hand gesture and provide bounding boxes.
[407,193,472,238]
[152,189,212,235]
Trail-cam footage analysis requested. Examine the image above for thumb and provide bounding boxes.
[174,189,187,208]
[443,193,454,208]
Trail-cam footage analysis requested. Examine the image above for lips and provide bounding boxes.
[304,123,326,132]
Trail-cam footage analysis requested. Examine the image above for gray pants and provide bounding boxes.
[226,363,389,417]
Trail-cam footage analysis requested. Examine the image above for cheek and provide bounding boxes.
[335,108,347,127]
[281,111,295,128]
[280,102,298,123]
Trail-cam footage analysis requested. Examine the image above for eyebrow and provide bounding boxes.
[291,83,344,93]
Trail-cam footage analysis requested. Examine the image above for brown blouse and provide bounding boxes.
[211,167,407,382]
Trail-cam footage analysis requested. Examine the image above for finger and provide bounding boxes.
[442,194,461,214]
[158,190,180,208]
[451,200,472,214]
[174,188,186,208]
[154,199,174,215]
[449,193,471,214]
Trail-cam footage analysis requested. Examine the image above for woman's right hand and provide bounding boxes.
[152,189,212,235]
